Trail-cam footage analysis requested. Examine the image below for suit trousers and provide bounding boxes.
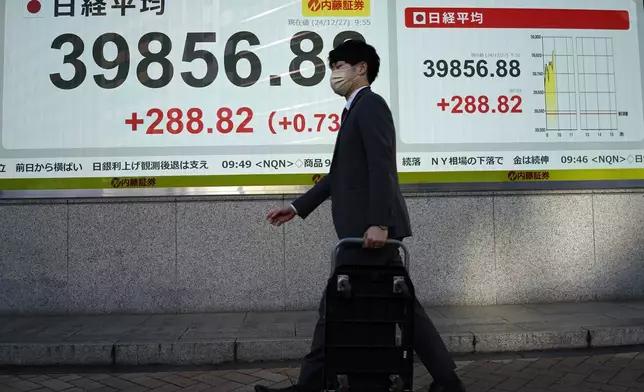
[297,243,456,389]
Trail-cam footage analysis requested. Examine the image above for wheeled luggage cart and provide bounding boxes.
[322,238,415,392]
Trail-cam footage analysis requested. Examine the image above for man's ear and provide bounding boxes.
[358,62,368,76]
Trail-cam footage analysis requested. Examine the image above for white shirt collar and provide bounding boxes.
[345,85,368,110]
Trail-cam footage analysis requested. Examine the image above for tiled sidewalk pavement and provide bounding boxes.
[3,300,644,367]
[3,350,644,392]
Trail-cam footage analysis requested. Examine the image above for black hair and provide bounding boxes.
[328,39,380,84]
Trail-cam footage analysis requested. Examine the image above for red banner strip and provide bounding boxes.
[404,8,630,30]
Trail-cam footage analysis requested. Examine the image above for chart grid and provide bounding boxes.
[576,37,618,131]
[542,36,577,131]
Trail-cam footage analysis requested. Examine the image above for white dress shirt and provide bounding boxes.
[345,85,368,110]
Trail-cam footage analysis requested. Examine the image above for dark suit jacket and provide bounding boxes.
[292,87,412,243]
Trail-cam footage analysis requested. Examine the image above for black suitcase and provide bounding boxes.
[322,238,415,392]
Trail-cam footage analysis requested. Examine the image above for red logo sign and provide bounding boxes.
[312,174,325,184]
[26,0,41,14]
[308,0,321,12]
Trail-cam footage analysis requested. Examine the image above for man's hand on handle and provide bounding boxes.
[268,205,388,249]
[363,226,388,248]
[267,206,296,226]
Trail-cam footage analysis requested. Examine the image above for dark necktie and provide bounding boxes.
[341,108,348,123]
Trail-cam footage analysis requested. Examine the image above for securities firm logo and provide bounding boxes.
[303,0,369,17]
[507,171,551,181]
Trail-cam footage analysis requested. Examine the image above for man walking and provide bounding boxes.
[256,40,466,392]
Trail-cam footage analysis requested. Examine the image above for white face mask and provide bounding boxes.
[330,66,360,96]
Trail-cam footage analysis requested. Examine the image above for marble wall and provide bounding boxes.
[1,190,643,315]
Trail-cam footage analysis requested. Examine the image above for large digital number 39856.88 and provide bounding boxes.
[49,30,365,90]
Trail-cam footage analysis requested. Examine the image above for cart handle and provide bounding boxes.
[330,237,410,270]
